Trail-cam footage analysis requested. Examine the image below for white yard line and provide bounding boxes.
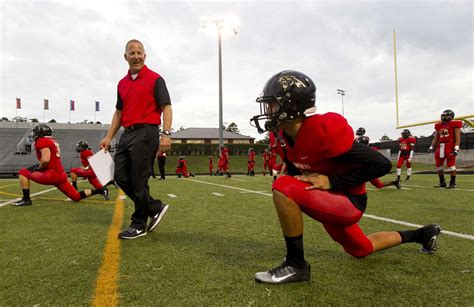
[0,186,58,207]
[406,184,474,192]
[212,192,225,197]
[188,178,474,241]
[167,194,177,198]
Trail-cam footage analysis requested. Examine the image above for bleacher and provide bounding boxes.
[0,124,122,177]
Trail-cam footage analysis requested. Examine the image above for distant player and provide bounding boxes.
[12,124,108,206]
[70,140,109,197]
[247,148,256,176]
[429,109,462,189]
[396,129,416,182]
[356,136,401,189]
[175,156,195,178]
[208,156,214,176]
[269,132,286,181]
[262,148,271,176]
[219,145,231,178]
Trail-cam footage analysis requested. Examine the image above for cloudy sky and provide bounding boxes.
[1,0,472,141]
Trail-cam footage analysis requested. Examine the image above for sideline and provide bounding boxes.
[188,178,474,241]
[91,190,125,307]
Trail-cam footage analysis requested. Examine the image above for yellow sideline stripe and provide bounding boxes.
[92,190,125,307]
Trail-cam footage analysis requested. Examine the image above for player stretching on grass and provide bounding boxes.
[250,70,441,284]
[12,124,108,206]
[70,140,109,197]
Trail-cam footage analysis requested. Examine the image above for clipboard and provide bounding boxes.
[88,149,115,186]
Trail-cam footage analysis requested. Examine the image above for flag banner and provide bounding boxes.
[44,99,49,110]
[70,100,75,111]
[95,101,100,112]
[16,98,21,109]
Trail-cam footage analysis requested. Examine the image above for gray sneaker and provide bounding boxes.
[12,199,32,206]
[255,260,310,284]
[118,227,147,240]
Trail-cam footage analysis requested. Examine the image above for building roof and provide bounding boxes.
[171,128,254,140]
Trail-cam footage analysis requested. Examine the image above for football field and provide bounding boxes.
[0,174,473,305]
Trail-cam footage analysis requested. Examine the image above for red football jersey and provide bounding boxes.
[248,151,256,162]
[79,149,93,167]
[34,137,65,173]
[280,113,365,195]
[398,137,416,156]
[220,147,229,161]
[435,120,462,143]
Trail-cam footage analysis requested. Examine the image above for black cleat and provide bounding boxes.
[12,199,32,206]
[102,189,110,201]
[255,260,310,284]
[446,184,456,189]
[418,224,442,254]
[148,204,169,232]
[434,182,447,188]
[118,226,147,240]
[393,179,401,190]
[405,177,410,182]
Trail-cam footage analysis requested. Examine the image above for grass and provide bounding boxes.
[0,168,473,305]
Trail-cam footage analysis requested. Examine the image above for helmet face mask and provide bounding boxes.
[441,109,454,123]
[401,129,410,138]
[32,124,53,141]
[356,136,370,146]
[250,70,316,133]
[355,127,366,136]
[75,140,90,152]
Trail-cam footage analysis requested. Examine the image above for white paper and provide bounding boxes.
[88,149,115,186]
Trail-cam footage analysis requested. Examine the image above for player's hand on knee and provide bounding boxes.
[27,164,40,172]
[295,173,330,191]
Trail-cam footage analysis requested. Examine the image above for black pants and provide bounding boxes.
[157,156,166,179]
[114,125,162,228]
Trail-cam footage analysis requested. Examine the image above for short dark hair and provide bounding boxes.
[125,39,145,53]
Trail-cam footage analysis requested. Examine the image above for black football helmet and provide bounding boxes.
[355,127,366,136]
[441,109,454,123]
[355,135,370,145]
[32,124,53,141]
[75,140,90,152]
[401,129,410,138]
[250,70,316,133]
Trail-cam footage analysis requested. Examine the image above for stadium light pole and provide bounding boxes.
[201,17,237,154]
[337,89,346,116]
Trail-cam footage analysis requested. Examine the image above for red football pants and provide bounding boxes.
[273,175,374,258]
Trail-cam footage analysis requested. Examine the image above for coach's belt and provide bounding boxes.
[124,124,158,132]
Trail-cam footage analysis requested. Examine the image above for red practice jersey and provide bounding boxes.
[398,137,416,157]
[279,113,365,196]
[435,120,462,144]
[79,149,93,167]
[35,137,65,173]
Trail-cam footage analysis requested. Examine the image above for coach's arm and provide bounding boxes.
[100,110,122,152]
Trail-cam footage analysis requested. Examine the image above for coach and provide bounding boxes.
[100,39,172,239]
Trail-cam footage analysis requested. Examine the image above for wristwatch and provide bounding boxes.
[161,130,171,136]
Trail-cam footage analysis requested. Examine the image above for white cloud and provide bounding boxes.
[1,0,472,142]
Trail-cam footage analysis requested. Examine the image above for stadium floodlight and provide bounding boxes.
[200,16,238,154]
[337,89,346,116]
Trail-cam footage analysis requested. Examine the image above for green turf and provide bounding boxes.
[0,172,473,305]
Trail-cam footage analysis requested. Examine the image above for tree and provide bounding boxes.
[256,132,270,145]
[225,122,240,133]
[380,135,391,142]
[30,118,39,123]
[13,116,27,122]
[48,119,57,123]
[1,117,9,122]
[178,126,185,131]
